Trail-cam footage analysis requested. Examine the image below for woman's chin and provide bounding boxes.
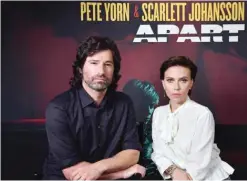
[170,97,186,105]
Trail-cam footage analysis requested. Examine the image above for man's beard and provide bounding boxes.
[84,76,112,92]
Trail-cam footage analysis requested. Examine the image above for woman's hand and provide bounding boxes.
[171,167,191,180]
[187,173,193,180]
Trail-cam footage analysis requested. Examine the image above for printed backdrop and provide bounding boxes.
[2,1,247,125]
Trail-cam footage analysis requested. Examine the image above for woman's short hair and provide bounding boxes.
[160,56,198,96]
[160,56,197,81]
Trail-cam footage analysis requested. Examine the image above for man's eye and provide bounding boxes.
[105,64,112,66]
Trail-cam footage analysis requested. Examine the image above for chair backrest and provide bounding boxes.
[122,79,162,179]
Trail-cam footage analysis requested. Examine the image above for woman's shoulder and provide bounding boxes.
[152,105,169,125]
[188,99,212,115]
[152,105,170,119]
[154,105,169,113]
[188,100,215,126]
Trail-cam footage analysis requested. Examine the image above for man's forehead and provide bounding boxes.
[86,50,113,60]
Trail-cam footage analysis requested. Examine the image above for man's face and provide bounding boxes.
[80,49,114,92]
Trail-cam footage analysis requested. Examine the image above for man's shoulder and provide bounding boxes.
[48,88,78,109]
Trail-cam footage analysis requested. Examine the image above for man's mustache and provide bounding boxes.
[93,75,108,80]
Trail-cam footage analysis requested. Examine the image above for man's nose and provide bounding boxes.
[97,64,105,75]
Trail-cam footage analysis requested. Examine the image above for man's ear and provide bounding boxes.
[78,67,83,74]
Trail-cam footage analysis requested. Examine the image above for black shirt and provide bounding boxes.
[43,87,142,179]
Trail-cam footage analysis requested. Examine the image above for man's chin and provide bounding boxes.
[95,88,107,92]
[90,84,108,92]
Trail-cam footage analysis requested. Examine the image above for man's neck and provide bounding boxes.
[82,82,107,105]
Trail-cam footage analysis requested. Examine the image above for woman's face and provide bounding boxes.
[162,66,193,105]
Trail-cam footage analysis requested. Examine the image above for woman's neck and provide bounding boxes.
[170,99,187,113]
[170,103,181,113]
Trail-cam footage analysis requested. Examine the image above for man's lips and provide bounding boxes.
[94,78,106,82]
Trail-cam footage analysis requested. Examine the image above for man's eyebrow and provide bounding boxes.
[105,60,113,64]
[88,59,99,62]
[165,77,174,79]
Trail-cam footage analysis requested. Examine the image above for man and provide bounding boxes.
[43,36,145,180]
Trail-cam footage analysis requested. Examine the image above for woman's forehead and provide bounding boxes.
[165,66,191,76]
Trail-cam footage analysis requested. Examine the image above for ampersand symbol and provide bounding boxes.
[134,4,139,18]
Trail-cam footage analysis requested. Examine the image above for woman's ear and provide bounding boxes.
[190,80,194,89]
[161,80,166,90]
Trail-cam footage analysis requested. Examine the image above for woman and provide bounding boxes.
[151,56,234,180]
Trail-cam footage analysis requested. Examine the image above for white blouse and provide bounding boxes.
[151,97,234,180]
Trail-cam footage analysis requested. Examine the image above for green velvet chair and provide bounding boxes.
[123,79,163,180]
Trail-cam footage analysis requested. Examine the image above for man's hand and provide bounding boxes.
[71,163,104,180]
[171,167,191,180]
[62,162,91,180]
[123,164,146,179]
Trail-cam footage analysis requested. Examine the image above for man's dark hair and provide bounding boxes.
[70,36,122,90]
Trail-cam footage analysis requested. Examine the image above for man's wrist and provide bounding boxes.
[94,160,109,173]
